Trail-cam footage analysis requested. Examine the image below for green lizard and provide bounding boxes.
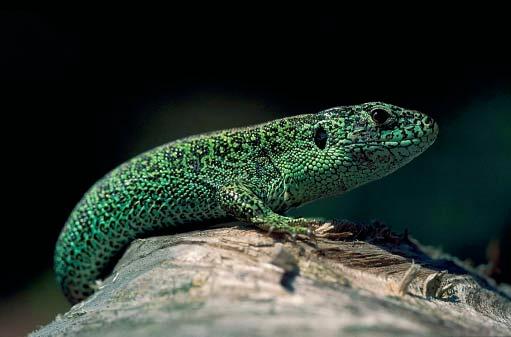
[55,102,438,303]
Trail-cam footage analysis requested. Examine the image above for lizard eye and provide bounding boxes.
[314,126,328,150]
[370,108,390,125]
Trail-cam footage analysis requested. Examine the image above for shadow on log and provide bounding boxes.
[31,222,511,336]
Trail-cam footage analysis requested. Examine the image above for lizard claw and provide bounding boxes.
[311,221,353,240]
[267,226,275,236]
[291,232,297,242]
[313,222,334,237]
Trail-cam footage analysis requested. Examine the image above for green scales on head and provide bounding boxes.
[55,102,439,303]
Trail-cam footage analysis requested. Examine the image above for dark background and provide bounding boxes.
[1,10,510,336]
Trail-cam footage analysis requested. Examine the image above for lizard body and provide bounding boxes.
[54,102,438,303]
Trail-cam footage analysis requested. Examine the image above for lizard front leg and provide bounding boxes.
[218,183,327,237]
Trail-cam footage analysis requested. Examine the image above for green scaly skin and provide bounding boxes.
[55,102,438,303]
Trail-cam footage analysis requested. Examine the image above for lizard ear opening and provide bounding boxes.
[314,126,328,150]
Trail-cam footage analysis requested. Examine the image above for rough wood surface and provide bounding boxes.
[31,222,511,337]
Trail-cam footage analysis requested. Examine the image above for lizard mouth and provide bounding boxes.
[346,122,439,149]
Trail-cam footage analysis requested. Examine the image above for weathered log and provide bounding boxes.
[31,222,511,337]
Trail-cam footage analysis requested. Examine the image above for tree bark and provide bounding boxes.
[31,222,511,337]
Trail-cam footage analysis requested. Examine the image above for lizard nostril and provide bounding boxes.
[423,116,433,125]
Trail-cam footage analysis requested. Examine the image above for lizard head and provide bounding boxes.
[261,102,438,207]
[312,102,439,191]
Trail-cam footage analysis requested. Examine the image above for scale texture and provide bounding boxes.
[54,102,438,303]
